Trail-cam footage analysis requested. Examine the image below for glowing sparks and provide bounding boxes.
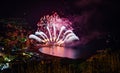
[29,12,79,46]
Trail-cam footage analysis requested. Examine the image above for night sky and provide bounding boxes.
[0,0,119,49]
[0,0,119,29]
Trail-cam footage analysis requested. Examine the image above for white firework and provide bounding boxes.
[29,24,79,46]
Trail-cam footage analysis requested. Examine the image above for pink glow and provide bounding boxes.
[39,46,77,59]
[37,12,73,31]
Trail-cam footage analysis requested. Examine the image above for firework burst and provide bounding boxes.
[29,12,79,46]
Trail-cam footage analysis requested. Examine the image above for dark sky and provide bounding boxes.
[0,0,67,25]
[0,0,65,17]
[0,0,119,33]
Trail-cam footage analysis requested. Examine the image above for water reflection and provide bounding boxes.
[39,46,79,59]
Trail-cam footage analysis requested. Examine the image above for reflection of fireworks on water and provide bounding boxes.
[39,46,78,59]
[29,12,79,46]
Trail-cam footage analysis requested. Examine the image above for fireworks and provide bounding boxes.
[29,12,79,46]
